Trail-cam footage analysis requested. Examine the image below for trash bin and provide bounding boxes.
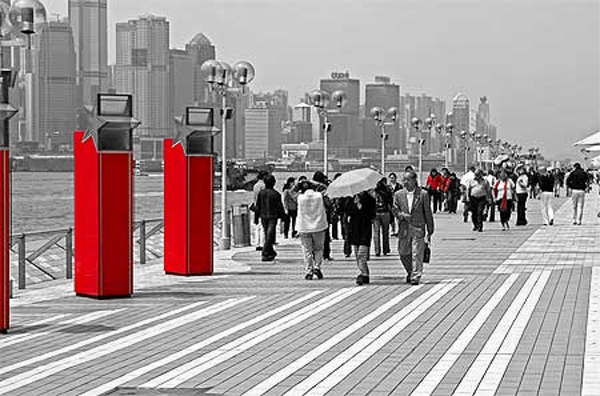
[232,204,251,247]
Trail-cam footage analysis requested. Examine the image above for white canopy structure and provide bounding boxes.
[573,131,600,147]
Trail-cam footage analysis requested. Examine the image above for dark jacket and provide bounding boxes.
[538,174,555,192]
[373,185,393,214]
[255,188,285,224]
[567,169,588,191]
[345,193,376,246]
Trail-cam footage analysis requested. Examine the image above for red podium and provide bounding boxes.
[0,69,18,333]
[74,94,140,299]
[164,107,219,276]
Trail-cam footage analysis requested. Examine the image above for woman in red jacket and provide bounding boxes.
[426,168,445,214]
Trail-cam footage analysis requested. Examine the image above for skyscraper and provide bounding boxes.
[477,96,494,139]
[35,20,77,149]
[68,0,108,109]
[185,33,216,105]
[319,71,361,157]
[364,76,400,154]
[452,93,470,135]
[116,15,170,158]
[169,49,194,124]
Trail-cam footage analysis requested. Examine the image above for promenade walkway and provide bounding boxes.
[1,191,599,395]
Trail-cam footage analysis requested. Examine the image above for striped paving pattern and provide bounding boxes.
[1,192,598,395]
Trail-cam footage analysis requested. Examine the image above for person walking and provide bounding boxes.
[393,170,434,285]
[566,162,589,225]
[485,170,497,222]
[330,173,343,240]
[312,171,333,260]
[346,191,376,286]
[538,166,555,226]
[282,177,298,238]
[426,168,444,214]
[466,169,493,232]
[254,175,285,262]
[251,170,268,251]
[296,180,329,280]
[460,166,476,222]
[372,178,393,257]
[447,172,461,214]
[515,167,529,226]
[494,170,516,231]
[388,172,402,236]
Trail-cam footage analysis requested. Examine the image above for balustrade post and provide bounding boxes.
[18,234,26,289]
[66,228,73,279]
[140,220,146,264]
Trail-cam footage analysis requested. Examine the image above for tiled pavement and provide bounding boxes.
[1,191,600,395]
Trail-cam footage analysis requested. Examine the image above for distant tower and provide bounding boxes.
[35,20,77,149]
[452,93,470,135]
[185,33,216,105]
[116,15,170,142]
[68,0,108,110]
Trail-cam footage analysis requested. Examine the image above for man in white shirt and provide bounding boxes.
[460,165,476,222]
[515,166,529,226]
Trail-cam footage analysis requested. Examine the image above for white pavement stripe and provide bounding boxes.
[410,273,520,396]
[58,309,126,325]
[0,332,48,349]
[0,314,68,349]
[0,298,250,395]
[143,288,362,389]
[81,291,324,396]
[0,300,208,376]
[452,271,543,396]
[583,267,600,396]
[242,287,420,396]
[286,281,460,396]
[474,271,551,395]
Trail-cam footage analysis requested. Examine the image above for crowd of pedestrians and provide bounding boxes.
[249,161,597,286]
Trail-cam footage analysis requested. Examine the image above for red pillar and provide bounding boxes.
[164,139,213,275]
[74,131,134,298]
[0,150,9,333]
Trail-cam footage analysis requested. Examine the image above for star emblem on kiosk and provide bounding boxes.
[83,94,141,147]
[172,107,220,155]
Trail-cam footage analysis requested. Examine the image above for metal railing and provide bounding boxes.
[11,213,225,290]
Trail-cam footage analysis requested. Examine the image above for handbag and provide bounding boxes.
[423,243,431,264]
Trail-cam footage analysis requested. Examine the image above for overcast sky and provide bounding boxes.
[44,0,599,160]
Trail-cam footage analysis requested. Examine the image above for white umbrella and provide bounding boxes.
[326,168,383,199]
[493,154,510,165]
[573,131,600,147]
[583,145,600,152]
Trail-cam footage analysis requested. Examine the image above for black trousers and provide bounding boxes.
[469,196,488,231]
[431,190,442,213]
[516,193,528,225]
[261,218,278,258]
[498,199,513,224]
[283,209,297,238]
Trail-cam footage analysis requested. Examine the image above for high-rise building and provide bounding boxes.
[319,71,361,157]
[185,33,216,105]
[68,0,108,110]
[452,93,470,135]
[364,76,400,155]
[400,93,447,156]
[247,90,289,158]
[169,49,194,124]
[245,105,269,159]
[116,15,170,158]
[34,20,77,150]
[476,96,495,139]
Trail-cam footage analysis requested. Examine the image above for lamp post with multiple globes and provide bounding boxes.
[370,106,398,175]
[200,59,255,250]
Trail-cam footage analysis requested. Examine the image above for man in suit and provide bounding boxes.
[393,170,435,285]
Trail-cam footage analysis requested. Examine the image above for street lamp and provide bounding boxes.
[460,130,470,174]
[411,117,425,184]
[370,106,397,175]
[201,59,255,251]
[309,89,346,176]
[436,122,454,168]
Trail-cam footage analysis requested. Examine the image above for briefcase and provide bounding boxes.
[423,243,431,264]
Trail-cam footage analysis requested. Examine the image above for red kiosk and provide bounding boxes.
[0,69,18,333]
[74,94,140,299]
[164,107,220,276]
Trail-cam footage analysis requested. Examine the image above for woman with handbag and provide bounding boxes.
[494,170,516,231]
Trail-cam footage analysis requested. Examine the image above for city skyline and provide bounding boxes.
[41,0,600,160]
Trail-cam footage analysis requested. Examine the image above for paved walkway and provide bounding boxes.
[1,191,599,395]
